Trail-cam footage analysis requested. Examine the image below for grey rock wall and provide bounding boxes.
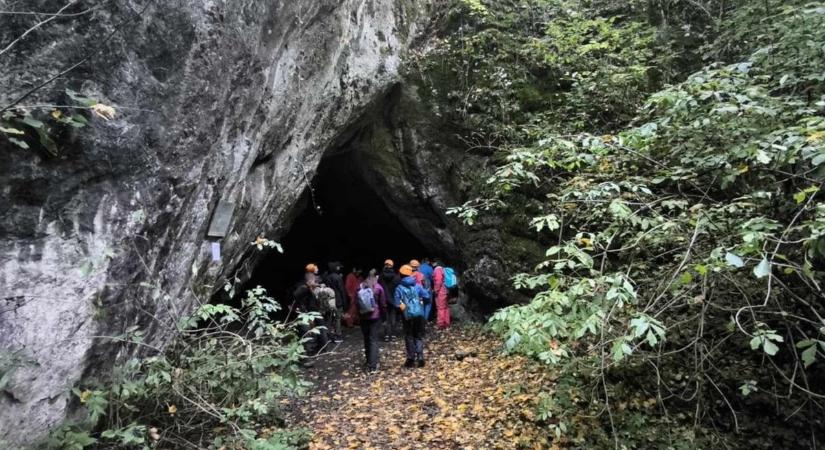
[0,0,432,444]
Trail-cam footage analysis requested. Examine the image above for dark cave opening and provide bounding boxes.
[244,149,435,305]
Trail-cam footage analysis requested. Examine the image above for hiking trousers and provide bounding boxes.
[383,306,400,338]
[403,316,426,362]
[423,297,433,322]
[360,317,380,370]
[436,287,451,329]
[325,307,343,337]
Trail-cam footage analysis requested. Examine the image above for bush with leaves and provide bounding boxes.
[46,286,316,450]
[446,1,825,447]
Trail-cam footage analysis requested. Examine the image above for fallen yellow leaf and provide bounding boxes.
[92,103,116,120]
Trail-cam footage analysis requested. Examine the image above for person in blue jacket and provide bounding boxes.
[394,264,432,368]
[419,258,435,320]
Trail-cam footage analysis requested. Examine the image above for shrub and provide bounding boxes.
[47,286,317,450]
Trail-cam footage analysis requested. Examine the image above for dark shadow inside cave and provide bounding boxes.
[244,149,436,306]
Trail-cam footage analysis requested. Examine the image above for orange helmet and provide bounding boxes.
[305,263,318,274]
[399,264,414,276]
[409,259,421,269]
[384,259,394,268]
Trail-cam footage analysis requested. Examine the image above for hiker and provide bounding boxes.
[379,259,401,341]
[357,269,386,372]
[293,264,329,358]
[409,259,432,320]
[432,260,452,329]
[409,260,424,287]
[313,280,339,341]
[420,258,435,320]
[344,267,363,327]
[420,258,435,288]
[323,261,347,343]
[394,264,431,368]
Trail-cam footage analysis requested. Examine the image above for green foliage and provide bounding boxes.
[48,287,313,450]
[0,89,107,155]
[46,427,97,450]
[412,0,721,146]
[440,0,825,447]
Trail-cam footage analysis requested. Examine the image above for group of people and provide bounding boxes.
[291,258,457,372]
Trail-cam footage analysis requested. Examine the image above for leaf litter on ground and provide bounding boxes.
[282,325,561,449]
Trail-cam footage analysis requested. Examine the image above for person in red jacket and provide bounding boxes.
[432,260,451,329]
[344,267,363,327]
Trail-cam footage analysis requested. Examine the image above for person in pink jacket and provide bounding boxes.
[432,260,451,329]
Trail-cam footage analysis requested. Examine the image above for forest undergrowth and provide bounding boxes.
[421,0,825,448]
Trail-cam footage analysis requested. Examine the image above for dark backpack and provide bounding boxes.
[357,286,376,314]
[398,285,424,319]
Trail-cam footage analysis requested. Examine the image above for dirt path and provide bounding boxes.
[283,325,558,449]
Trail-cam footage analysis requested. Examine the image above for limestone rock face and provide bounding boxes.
[0,1,432,444]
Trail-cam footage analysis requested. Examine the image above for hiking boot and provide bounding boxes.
[333,335,344,343]
[404,359,415,368]
[416,359,426,368]
[383,335,391,342]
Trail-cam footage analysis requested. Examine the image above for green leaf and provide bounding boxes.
[753,258,771,279]
[754,149,771,164]
[36,127,57,155]
[66,89,97,107]
[763,339,779,356]
[739,380,758,396]
[611,338,633,362]
[725,252,744,268]
[801,344,817,368]
[69,114,88,128]
[8,137,29,149]
[630,317,649,338]
[608,200,633,219]
[0,126,25,135]
[750,336,761,350]
[20,115,44,129]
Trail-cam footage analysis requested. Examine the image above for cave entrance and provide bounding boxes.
[245,149,434,305]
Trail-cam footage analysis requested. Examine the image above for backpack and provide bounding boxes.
[314,285,337,312]
[357,286,376,314]
[443,267,458,289]
[398,285,424,319]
